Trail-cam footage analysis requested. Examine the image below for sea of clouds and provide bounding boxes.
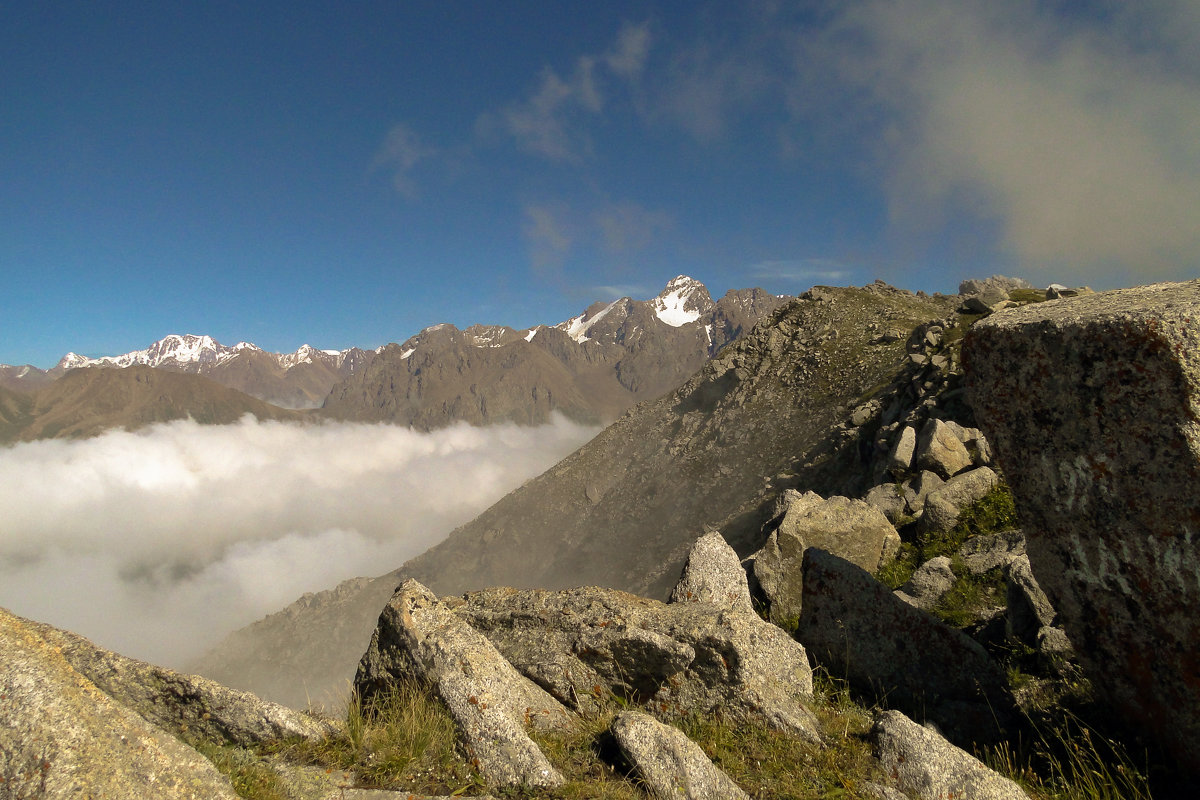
[0,415,597,668]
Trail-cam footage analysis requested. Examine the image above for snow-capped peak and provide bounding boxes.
[652,275,713,327]
[556,299,623,344]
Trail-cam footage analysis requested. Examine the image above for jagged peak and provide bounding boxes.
[652,275,714,327]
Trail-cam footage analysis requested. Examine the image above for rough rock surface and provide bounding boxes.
[26,618,337,747]
[915,418,973,479]
[669,530,754,611]
[354,580,568,788]
[919,466,1000,534]
[457,586,821,741]
[0,606,240,799]
[872,710,1031,800]
[895,556,955,610]
[797,549,1013,745]
[1005,555,1056,645]
[965,279,1200,774]
[610,711,750,800]
[958,530,1026,575]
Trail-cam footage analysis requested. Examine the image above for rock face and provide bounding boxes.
[0,606,241,799]
[796,549,1014,745]
[872,710,1031,800]
[610,711,750,800]
[354,580,569,788]
[965,279,1200,775]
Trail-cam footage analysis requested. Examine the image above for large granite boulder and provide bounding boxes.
[965,279,1200,774]
[796,549,1014,746]
[752,490,900,622]
[610,711,750,800]
[872,710,1031,800]
[354,579,569,788]
[0,606,240,799]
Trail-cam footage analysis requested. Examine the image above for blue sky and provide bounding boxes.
[3,1,1198,368]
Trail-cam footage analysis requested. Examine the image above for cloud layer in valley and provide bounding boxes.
[0,415,598,668]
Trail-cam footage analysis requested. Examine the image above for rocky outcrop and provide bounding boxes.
[965,279,1200,775]
[25,617,336,748]
[872,710,1031,800]
[0,606,241,799]
[610,711,750,800]
[354,580,569,788]
[796,549,1014,745]
[670,530,755,611]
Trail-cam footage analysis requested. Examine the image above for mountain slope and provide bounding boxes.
[322,279,787,429]
[0,366,305,443]
[193,283,959,708]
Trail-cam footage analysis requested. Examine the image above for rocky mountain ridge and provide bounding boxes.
[1,276,786,426]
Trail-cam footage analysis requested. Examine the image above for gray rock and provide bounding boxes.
[966,279,1200,775]
[896,556,956,611]
[774,491,901,574]
[915,418,974,479]
[872,710,1032,800]
[889,425,918,474]
[457,586,821,742]
[354,580,568,788]
[861,781,909,800]
[797,549,1014,745]
[753,491,900,622]
[610,711,750,800]
[25,618,337,748]
[958,530,1026,575]
[959,275,1033,297]
[1006,555,1057,645]
[865,483,908,525]
[919,467,1000,534]
[0,606,240,799]
[902,470,945,516]
[1036,626,1077,678]
[670,530,754,612]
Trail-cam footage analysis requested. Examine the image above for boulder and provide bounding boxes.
[965,279,1200,774]
[609,711,750,800]
[915,418,973,479]
[457,587,820,742]
[958,530,1026,575]
[959,275,1033,297]
[1005,555,1056,645]
[0,606,240,799]
[354,580,568,788]
[753,491,899,622]
[797,549,1014,745]
[864,483,908,525]
[895,556,956,611]
[872,710,1032,800]
[888,425,917,474]
[670,530,754,612]
[25,618,337,748]
[902,470,945,517]
[919,467,1000,534]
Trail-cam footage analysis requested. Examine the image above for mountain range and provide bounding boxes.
[192,281,962,709]
[0,277,788,440]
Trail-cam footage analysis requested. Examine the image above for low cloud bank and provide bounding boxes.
[0,415,598,667]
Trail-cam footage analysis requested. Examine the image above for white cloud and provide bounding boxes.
[751,258,854,284]
[0,415,597,668]
[825,0,1200,286]
[605,21,652,79]
[372,122,436,198]
[522,203,575,269]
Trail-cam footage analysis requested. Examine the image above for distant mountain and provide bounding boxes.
[0,365,305,443]
[0,276,787,433]
[193,283,960,708]
[321,276,788,429]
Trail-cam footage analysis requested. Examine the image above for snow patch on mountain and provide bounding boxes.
[652,275,712,327]
[57,335,357,373]
[558,299,623,344]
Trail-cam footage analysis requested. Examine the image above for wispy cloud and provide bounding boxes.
[751,258,855,284]
[0,416,597,668]
[594,202,673,255]
[371,122,437,198]
[822,0,1200,286]
[591,283,650,300]
[481,22,652,162]
[522,203,575,270]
